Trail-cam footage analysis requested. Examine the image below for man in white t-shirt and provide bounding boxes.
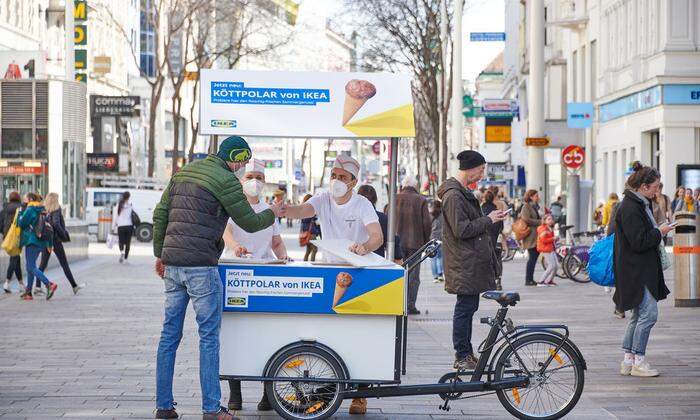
[284,155,383,262]
[221,159,285,412]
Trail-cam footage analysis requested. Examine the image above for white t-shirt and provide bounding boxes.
[112,202,133,229]
[225,201,280,259]
[308,191,379,261]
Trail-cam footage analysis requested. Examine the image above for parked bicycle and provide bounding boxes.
[561,229,605,283]
[502,236,526,262]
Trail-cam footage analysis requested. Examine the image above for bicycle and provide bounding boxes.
[561,228,605,283]
[502,236,526,262]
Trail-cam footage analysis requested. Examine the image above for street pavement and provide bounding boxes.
[1,224,699,419]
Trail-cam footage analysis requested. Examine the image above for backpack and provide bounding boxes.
[34,211,54,243]
[587,234,615,287]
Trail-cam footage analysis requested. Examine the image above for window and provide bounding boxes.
[1,128,33,158]
[36,128,48,159]
[93,191,121,208]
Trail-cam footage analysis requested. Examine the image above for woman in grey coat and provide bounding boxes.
[520,190,542,286]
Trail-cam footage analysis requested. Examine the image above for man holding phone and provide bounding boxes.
[437,150,507,370]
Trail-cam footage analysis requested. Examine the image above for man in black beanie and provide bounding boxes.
[437,150,506,370]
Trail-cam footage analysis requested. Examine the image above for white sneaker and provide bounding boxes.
[33,287,45,295]
[3,280,10,293]
[72,283,86,295]
[119,253,124,263]
[620,361,633,375]
[631,361,659,377]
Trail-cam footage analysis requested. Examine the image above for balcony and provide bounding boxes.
[547,0,588,30]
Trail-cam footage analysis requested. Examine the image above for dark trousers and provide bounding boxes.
[304,243,318,261]
[526,248,540,284]
[39,240,77,288]
[118,226,133,259]
[402,247,421,311]
[6,255,22,281]
[453,294,480,358]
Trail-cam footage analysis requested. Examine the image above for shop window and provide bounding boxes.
[93,192,121,208]
[36,128,48,159]
[1,128,32,159]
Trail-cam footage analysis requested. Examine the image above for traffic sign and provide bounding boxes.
[562,145,585,169]
[470,32,506,42]
[526,137,550,146]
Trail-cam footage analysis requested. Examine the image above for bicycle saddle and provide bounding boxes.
[482,291,520,306]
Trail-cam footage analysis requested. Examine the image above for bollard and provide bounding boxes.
[673,212,699,307]
[97,207,113,243]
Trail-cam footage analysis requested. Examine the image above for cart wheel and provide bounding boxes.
[264,345,346,420]
[437,371,465,401]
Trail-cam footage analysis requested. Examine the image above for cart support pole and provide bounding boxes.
[386,137,399,261]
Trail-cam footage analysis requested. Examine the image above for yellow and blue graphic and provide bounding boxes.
[219,264,404,316]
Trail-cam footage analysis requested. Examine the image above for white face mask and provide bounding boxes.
[242,179,264,197]
[329,179,349,199]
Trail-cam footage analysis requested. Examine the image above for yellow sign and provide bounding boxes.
[486,125,511,143]
[184,71,199,81]
[526,137,550,146]
[75,50,87,70]
[74,0,87,21]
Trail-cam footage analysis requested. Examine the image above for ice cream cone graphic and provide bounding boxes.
[342,80,376,126]
[333,272,353,307]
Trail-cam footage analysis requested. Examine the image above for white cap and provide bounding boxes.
[401,175,418,189]
[332,154,360,179]
[244,158,266,175]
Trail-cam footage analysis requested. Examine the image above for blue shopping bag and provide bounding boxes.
[587,234,615,287]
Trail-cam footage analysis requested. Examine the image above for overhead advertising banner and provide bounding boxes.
[200,69,415,138]
[219,263,404,316]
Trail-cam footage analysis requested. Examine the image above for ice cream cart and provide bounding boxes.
[200,69,586,420]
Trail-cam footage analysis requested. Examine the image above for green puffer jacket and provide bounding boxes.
[153,155,275,267]
[18,203,52,249]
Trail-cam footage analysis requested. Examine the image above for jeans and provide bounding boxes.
[402,247,421,311]
[25,245,50,291]
[39,240,77,288]
[430,248,443,278]
[540,252,557,284]
[156,266,223,414]
[526,248,540,284]
[117,226,133,259]
[453,294,480,359]
[622,287,658,356]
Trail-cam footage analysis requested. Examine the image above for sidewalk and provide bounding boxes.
[0,229,698,419]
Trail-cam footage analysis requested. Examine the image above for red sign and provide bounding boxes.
[0,165,45,175]
[562,145,585,169]
[372,141,382,155]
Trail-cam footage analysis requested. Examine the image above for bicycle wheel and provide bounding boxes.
[264,345,346,420]
[503,247,516,262]
[494,334,585,420]
[564,255,591,283]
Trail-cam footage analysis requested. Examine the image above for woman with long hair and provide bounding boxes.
[112,191,134,263]
[38,193,82,294]
[18,192,57,300]
[614,162,675,377]
[519,189,542,286]
[2,191,24,293]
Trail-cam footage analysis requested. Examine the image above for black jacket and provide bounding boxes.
[437,178,498,295]
[48,209,70,243]
[613,190,669,311]
[1,201,21,236]
[481,201,503,248]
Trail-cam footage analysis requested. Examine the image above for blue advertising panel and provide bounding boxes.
[599,86,661,123]
[470,32,506,42]
[219,263,404,316]
[567,102,594,128]
[663,84,700,105]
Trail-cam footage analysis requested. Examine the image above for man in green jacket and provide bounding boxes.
[152,136,283,420]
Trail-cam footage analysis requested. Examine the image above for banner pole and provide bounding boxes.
[387,137,399,261]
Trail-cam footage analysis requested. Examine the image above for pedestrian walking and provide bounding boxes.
[674,188,699,213]
[670,186,685,214]
[395,175,432,315]
[38,193,82,294]
[537,214,557,286]
[481,191,504,290]
[429,200,444,283]
[112,192,135,263]
[357,184,402,263]
[614,162,675,378]
[519,189,542,286]
[437,150,505,371]
[602,193,620,227]
[299,194,320,262]
[2,191,24,293]
[17,192,57,301]
[152,136,283,420]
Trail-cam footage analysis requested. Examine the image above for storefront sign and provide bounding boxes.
[481,99,519,117]
[94,56,111,74]
[87,153,119,172]
[91,95,140,117]
[663,84,700,105]
[0,165,44,175]
[486,163,515,180]
[74,0,87,83]
[200,69,415,138]
[485,117,512,143]
[567,102,594,128]
[74,50,87,70]
[599,86,661,123]
[220,264,404,315]
[562,145,585,169]
[526,137,550,146]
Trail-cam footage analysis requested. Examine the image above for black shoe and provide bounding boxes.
[454,353,479,371]
[227,380,242,411]
[525,280,537,286]
[495,278,502,291]
[155,408,179,419]
[257,391,272,411]
[407,308,421,315]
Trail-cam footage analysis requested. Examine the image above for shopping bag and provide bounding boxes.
[106,232,118,249]
[587,234,615,287]
[1,209,21,256]
[512,218,530,241]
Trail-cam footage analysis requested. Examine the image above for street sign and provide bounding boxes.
[567,102,593,128]
[470,32,506,42]
[485,118,511,143]
[562,145,585,169]
[481,99,519,117]
[462,94,477,118]
[526,137,550,146]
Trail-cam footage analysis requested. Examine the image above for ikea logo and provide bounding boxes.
[211,119,237,128]
[227,297,246,306]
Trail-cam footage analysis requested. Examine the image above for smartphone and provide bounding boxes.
[502,208,513,216]
[668,222,679,228]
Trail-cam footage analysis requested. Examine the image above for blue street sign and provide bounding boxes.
[470,32,506,42]
[567,102,594,129]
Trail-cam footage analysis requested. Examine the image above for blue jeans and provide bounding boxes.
[430,248,443,278]
[453,294,480,359]
[25,245,50,291]
[156,266,223,414]
[622,287,658,356]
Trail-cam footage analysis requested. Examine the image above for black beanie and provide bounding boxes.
[457,150,486,170]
